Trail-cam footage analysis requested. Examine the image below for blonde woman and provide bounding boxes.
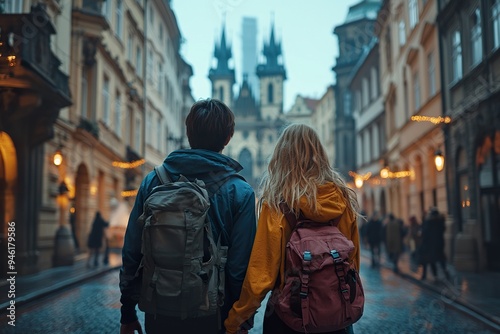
[224,124,361,334]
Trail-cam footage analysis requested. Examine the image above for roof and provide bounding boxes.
[344,0,382,24]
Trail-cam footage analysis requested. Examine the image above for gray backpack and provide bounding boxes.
[137,165,228,319]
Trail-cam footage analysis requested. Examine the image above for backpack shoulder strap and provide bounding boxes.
[154,165,172,185]
[279,202,298,230]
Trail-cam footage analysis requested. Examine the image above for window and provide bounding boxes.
[125,107,132,146]
[115,0,123,39]
[471,8,482,65]
[399,20,406,46]
[452,30,463,81]
[135,118,141,151]
[385,28,392,70]
[4,0,23,13]
[102,77,110,125]
[409,0,419,29]
[81,68,88,119]
[158,63,163,93]
[101,0,112,21]
[493,0,500,48]
[219,86,224,102]
[413,73,421,112]
[149,4,154,25]
[343,91,352,116]
[159,23,164,43]
[114,92,121,136]
[370,68,378,100]
[268,83,274,104]
[428,51,436,97]
[404,79,409,120]
[147,49,153,82]
[136,47,142,77]
[127,34,133,61]
[362,78,369,108]
[355,91,361,113]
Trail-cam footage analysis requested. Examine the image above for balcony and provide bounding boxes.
[0,4,71,114]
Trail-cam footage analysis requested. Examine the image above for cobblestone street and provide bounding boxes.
[1,256,496,334]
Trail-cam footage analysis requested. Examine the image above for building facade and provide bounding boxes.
[210,24,287,190]
[377,0,447,230]
[438,0,500,271]
[0,0,192,275]
[1,1,72,275]
[333,0,382,179]
[349,40,387,217]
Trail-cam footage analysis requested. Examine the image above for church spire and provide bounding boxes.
[213,23,232,73]
[263,22,281,67]
[257,20,286,78]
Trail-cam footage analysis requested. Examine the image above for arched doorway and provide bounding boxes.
[74,164,90,251]
[0,131,17,277]
[239,148,254,187]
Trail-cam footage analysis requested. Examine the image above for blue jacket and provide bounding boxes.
[119,149,256,328]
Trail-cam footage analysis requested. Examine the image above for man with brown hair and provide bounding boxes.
[119,98,256,334]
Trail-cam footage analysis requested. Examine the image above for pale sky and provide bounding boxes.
[171,0,361,111]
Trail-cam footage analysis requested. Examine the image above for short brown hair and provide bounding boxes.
[185,98,235,152]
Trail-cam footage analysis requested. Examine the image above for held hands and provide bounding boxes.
[120,320,143,334]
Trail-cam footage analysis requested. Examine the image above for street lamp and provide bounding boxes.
[53,149,63,166]
[354,176,364,189]
[434,149,445,172]
[380,166,389,179]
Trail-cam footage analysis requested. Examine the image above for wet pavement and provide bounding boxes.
[0,254,497,334]
[0,247,499,333]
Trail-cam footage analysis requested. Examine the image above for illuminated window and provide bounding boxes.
[493,0,500,48]
[471,8,483,66]
[452,30,463,81]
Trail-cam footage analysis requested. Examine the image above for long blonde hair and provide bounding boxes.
[259,123,359,217]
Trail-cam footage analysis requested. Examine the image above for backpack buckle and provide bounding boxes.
[303,251,312,261]
[330,250,342,263]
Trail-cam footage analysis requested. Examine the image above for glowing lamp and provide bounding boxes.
[354,177,364,189]
[53,150,63,166]
[380,167,389,179]
[434,150,444,172]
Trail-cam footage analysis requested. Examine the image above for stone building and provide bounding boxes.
[377,0,447,229]
[333,0,382,180]
[0,0,192,275]
[209,24,287,190]
[349,40,387,216]
[437,0,500,271]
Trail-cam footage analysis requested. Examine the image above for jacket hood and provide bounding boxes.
[298,183,349,223]
[162,149,243,187]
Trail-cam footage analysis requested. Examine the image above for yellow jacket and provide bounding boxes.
[224,182,360,333]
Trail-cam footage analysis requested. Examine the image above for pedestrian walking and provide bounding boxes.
[384,213,404,273]
[119,98,257,334]
[367,211,383,268]
[408,216,421,262]
[86,211,109,268]
[419,207,450,281]
[224,124,361,334]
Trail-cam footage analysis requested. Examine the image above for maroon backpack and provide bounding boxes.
[272,203,365,333]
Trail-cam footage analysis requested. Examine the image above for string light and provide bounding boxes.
[348,171,372,189]
[380,168,415,179]
[121,189,139,197]
[112,159,145,169]
[410,115,451,124]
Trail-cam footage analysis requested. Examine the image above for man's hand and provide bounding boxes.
[120,320,143,334]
